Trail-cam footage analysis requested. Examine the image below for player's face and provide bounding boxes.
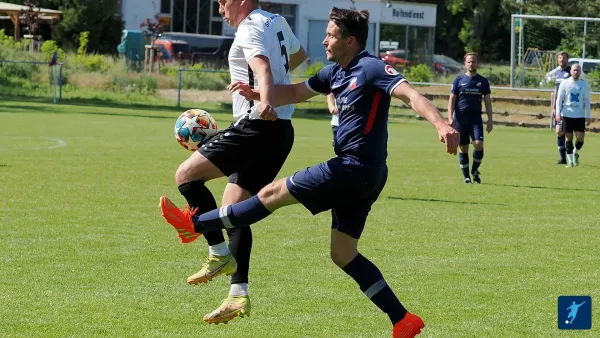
[323,21,349,63]
[218,0,241,27]
[558,54,568,67]
[465,55,478,72]
[571,64,581,79]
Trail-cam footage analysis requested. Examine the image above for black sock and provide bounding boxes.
[178,180,224,245]
[565,140,574,155]
[226,227,252,284]
[342,253,407,325]
[558,136,566,161]
[575,141,584,150]
[459,152,470,179]
[472,149,484,172]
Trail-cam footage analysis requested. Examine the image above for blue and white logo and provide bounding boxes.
[558,296,592,330]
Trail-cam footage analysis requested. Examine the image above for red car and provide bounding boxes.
[380,49,409,68]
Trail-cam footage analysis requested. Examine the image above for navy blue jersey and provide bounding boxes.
[554,66,571,89]
[306,51,406,165]
[450,74,491,118]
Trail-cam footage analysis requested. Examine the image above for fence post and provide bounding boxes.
[177,68,183,108]
[59,64,63,100]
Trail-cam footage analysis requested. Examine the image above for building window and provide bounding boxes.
[160,0,171,13]
[259,2,297,33]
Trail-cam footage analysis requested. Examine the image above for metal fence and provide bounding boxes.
[0,59,64,103]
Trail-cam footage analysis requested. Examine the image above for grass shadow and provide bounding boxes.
[0,95,183,113]
[486,183,600,192]
[388,196,507,206]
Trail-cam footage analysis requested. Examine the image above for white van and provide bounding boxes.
[543,58,599,85]
[567,58,600,73]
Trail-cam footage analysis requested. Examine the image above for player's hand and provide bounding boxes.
[551,109,556,118]
[258,102,278,121]
[555,113,562,122]
[329,107,339,115]
[448,118,454,127]
[436,122,459,155]
[586,118,591,126]
[486,119,494,133]
[228,81,260,101]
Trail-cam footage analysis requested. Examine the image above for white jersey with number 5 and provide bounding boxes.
[229,9,300,120]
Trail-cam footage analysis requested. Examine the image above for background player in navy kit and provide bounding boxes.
[161,7,459,338]
[448,52,493,183]
[551,51,571,164]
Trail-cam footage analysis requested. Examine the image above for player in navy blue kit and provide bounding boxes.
[448,52,493,184]
[160,7,459,338]
[551,51,571,164]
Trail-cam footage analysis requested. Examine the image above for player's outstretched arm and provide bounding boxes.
[229,81,318,107]
[392,81,459,155]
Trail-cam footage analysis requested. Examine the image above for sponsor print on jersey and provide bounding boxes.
[385,64,399,76]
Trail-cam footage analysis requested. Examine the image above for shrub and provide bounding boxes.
[404,64,433,83]
[306,62,325,77]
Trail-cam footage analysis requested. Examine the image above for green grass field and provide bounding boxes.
[1,98,599,337]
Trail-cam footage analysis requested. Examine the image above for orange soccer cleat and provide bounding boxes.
[392,312,425,338]
[159,196,202,243]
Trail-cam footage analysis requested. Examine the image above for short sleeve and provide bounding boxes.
[306,64,335,95]
[282,18,300,55]
[450,76,460,94]
[482,78,491,95]
[237,25,269,63]
[365,60,407,95]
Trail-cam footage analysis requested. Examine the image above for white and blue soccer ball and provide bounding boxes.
[174,109,218,151]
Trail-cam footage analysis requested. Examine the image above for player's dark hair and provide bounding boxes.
[464,52,479,62]
[329,7,369,50]
[557,51,569,58]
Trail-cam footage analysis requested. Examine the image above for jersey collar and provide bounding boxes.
[343,50,369,70]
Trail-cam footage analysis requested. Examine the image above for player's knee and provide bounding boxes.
[472,141,484,150]
[330,247,356,268]
[459,145,469,153]
[257,179,288,208]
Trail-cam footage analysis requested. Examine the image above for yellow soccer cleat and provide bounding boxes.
[187,254,237,285]
[203,295,251,325]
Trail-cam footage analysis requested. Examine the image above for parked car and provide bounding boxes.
[380,49,409,68]
[153,39,192,62]
[156,32,234,68]
[433,54,462,76]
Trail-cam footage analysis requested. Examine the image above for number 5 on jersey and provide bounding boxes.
[277,31,290,73]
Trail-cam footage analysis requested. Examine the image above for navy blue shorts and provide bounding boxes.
[286,157,388,239]
[454,116,484,145]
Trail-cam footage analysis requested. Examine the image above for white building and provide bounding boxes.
[120,0,437,64]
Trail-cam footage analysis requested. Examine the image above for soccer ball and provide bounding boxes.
[174,109,218,151]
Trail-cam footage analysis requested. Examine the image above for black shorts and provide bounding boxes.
[563,117,586,133]
[198,117,294,195]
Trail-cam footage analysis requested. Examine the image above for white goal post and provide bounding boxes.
[510,14,600,88]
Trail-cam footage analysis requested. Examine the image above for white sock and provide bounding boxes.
[208,242,230,256]
[229,283,249,297]
[573,147,578,154]
[568,153,575,163]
